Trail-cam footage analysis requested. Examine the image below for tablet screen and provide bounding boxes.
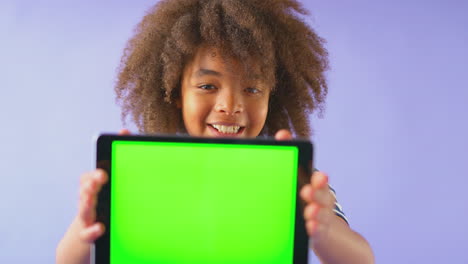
[95,135,311,264]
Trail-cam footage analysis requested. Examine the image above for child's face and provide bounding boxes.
[179,46,270,138]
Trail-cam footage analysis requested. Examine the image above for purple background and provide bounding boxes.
[1,0,467,263]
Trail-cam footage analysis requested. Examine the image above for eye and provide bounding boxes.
[245,87,261,94]
[198,84,217,91]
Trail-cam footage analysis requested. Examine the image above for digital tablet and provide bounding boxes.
[95,134,313,264]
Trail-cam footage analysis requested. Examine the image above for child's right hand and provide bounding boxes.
[77,129,131,242]
[56,129,131,264]
[77,169,108,242]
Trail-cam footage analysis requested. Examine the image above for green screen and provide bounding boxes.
[111,141,299,264]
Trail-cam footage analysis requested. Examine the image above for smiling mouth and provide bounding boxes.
[208,124,245,135]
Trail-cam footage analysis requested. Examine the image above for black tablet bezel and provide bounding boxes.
[95,134,312,264]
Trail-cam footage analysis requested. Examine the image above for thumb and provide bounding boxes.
[118,129,131,135]
[275,129,293,141]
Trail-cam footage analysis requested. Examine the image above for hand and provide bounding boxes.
[300,171,335,240]
[77,169,108,242]
[274,129,335,240]
[77,129,131,243]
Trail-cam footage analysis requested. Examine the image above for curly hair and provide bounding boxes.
[115,0,329,138]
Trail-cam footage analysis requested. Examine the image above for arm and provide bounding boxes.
[56,217,94,264]
[56,129,129,264]
[274,130,374,263]
[310,216,374,264]
[303,178,375,264]
[56,170,107,264]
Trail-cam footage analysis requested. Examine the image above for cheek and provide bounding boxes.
[181,95,210,133]
[255,104,268,123]
[248,99,269,130]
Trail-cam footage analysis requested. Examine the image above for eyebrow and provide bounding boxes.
[195,68,222,77]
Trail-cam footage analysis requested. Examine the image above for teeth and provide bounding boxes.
[212,124,240,134]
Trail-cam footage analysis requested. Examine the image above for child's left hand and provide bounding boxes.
[299,171,335,240]
[274,130,336,241]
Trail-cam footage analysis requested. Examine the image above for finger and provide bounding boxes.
[300,172,328,202]
[79,222,105,243]
[306,220,319,237]
[300,184,314,203]
[313,188,335,208]
[79,170,108,224]
[306,220,330,238]
[79,188,96,225]
[274,129,292,141]
[300,184,335,208]
[303,203,320,220]
[304,203,334,223]
[80,170,107,199]
[119,129,131,135]
[311,171,328,189]
[79,171,94,185]
[80,177,97,199]
[93,169,108,186]
[79,169,107,186]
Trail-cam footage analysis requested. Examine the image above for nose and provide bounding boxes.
[214,89,244,115]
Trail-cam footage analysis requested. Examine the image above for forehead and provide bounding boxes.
[187,46,261,79]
